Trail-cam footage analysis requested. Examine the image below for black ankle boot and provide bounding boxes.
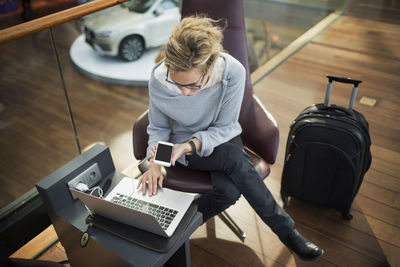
[281,229,323,261]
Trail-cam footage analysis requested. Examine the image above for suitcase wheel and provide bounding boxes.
[342,211,353,220]
[281,191,290,206]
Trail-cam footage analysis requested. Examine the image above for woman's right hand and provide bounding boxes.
[137,144,164,196]
[137,162,164,196]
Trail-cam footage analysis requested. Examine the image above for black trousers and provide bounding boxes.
[183,135,295,239]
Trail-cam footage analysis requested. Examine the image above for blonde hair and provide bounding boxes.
[165,15,224,74]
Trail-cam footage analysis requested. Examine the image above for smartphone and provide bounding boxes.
[153,141,174,167]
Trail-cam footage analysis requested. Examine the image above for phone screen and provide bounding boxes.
[155,143,173,162]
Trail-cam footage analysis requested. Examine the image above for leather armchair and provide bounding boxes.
[132,0,279,240]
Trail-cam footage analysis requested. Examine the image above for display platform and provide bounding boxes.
[70,35,160,86]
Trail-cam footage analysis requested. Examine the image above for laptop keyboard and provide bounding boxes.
[110,193,178,231]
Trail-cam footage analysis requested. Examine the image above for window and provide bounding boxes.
[160,0,178,10]
[123,0,156,13]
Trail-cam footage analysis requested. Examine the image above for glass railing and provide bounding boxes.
[0,29,79,209]
[0,0,139,211]
[243,0,355,72]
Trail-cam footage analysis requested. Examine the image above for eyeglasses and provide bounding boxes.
[165,69,206,90]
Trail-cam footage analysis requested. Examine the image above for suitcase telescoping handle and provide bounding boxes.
[324,75,362,109]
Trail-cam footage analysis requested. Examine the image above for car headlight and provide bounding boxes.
[96,31,113,38]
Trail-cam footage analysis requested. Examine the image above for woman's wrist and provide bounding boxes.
[192,138,201,152]
[149,161,161,170]
[183,142,192,154]
[184,138,201,155]
[183,140,194,155]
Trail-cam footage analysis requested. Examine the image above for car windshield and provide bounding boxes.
[122,0,156,13]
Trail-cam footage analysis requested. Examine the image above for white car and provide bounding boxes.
[82,0,180,61]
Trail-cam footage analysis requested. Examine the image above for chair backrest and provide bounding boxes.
[181,0,279,164]
[133,0,279,164]
[181,0,253,118]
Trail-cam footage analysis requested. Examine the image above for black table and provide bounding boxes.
[36,144,202,267]
[55,200,202,267]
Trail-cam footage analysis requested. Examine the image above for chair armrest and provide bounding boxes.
[240,95,279,164]
[132,110,149,160]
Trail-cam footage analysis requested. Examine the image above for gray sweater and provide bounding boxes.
[146,52,246,165]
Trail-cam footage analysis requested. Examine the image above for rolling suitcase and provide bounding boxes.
[280,75,372,220]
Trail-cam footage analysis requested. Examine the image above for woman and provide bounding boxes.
[138,15,323,261]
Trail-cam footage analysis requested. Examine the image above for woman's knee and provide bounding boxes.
[222,145,249,172]
[213,186,241,205]
[197,184,240,222]
[214,141,245,159]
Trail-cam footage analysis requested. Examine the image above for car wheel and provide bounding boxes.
[119,36,144,62]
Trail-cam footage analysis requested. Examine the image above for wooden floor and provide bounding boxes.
[7,0,400,266]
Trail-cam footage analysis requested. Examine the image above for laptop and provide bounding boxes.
[70,176,195,238]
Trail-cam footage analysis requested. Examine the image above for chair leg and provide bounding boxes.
[218,211,246,242]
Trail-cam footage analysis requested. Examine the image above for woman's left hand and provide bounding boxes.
[171,143,191,166]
